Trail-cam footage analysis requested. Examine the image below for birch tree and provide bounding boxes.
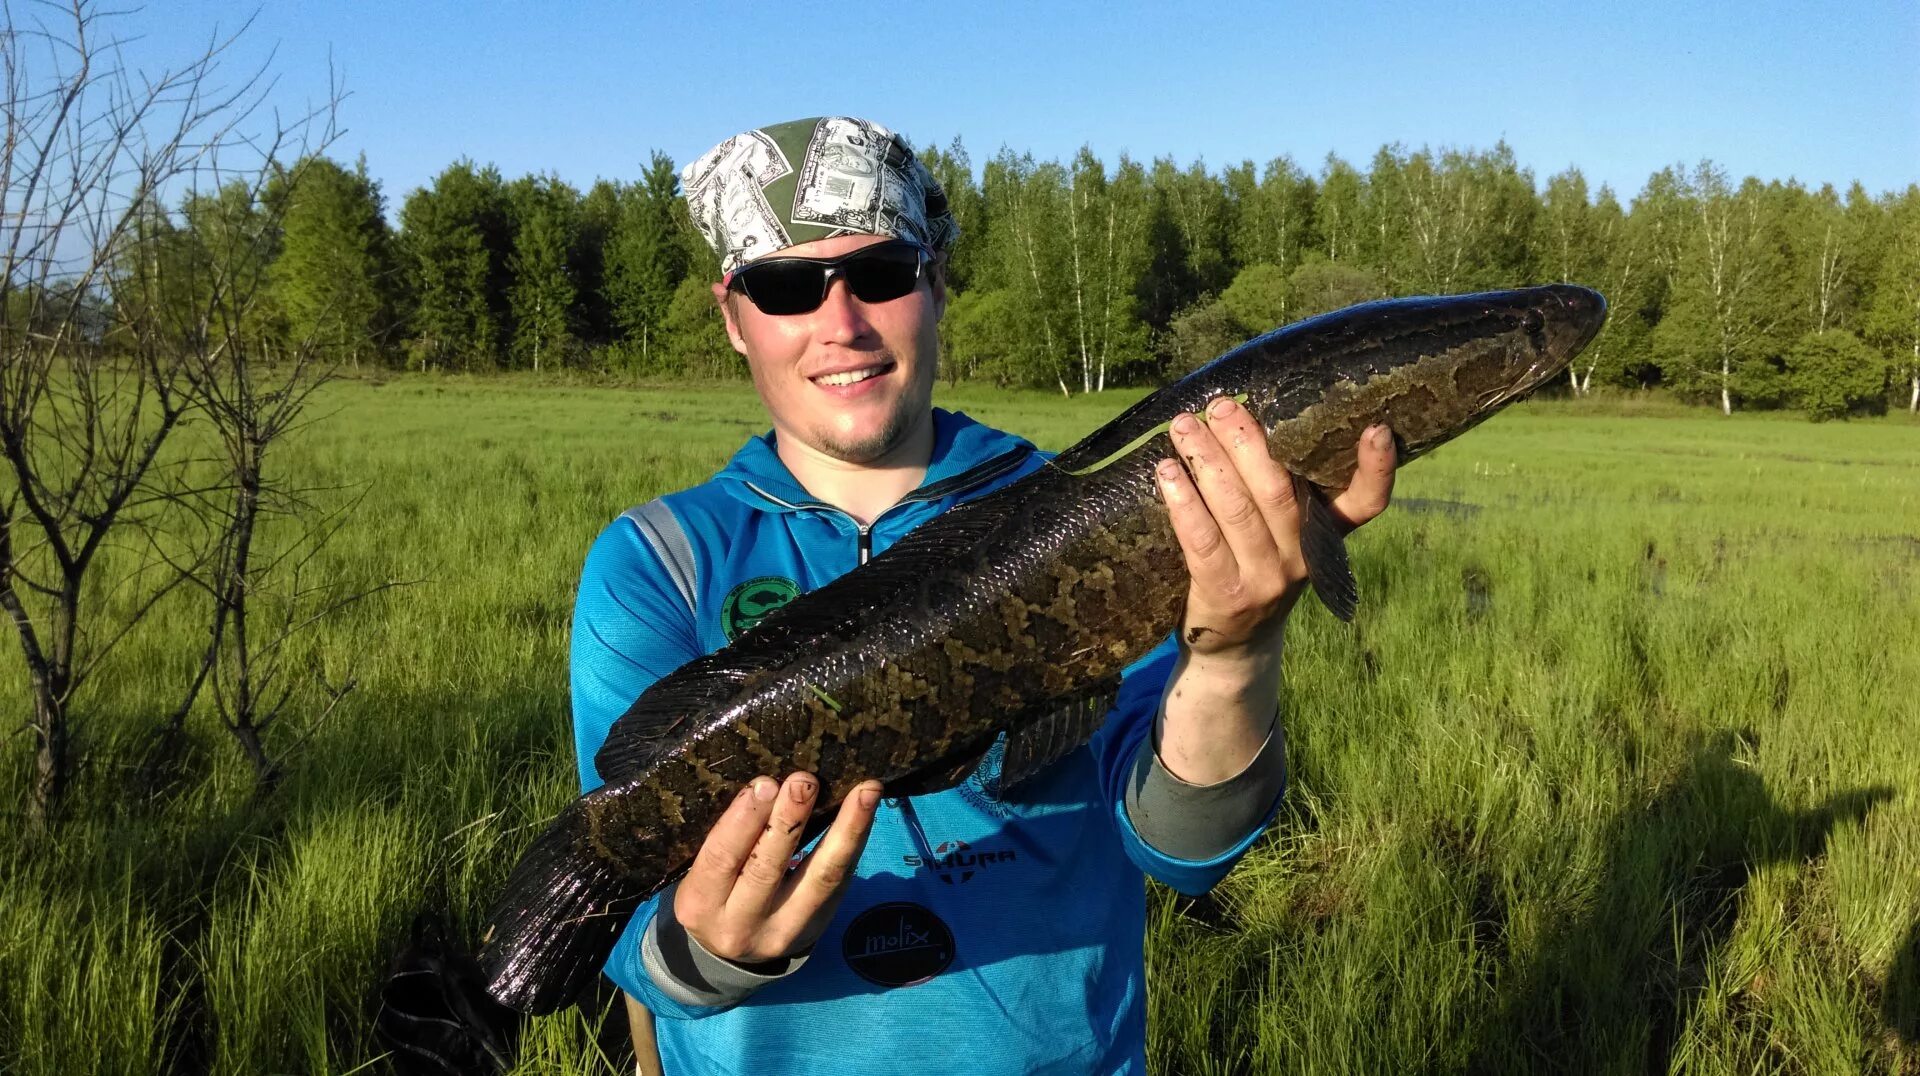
[982,149,1071,392]
[1866,186,1920,412]
[1227,155,1317,302]
[1654,164,1792,413]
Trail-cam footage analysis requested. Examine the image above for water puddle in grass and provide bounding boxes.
[1400,497,1482,518]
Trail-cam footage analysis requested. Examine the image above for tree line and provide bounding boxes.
[141,140,1920,419]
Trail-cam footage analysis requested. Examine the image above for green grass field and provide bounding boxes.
[1,378,1916,1075]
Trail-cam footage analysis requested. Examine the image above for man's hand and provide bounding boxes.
[1159,395,1397,653]
[674,772,883,964]
[1152,396,1396,785]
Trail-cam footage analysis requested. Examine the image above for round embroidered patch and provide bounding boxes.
[720,576,800,640]
[841,902,956,988]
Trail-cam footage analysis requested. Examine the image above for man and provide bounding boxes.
[570,116,1395,1074]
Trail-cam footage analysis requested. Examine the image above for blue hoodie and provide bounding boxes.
[570,409,1281,1075]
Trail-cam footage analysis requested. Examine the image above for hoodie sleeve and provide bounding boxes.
[1089,638,1288,896]
[571,514,702,792]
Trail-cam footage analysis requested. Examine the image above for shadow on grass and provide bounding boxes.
[1467,731,1891,1074]
[1888,915,1920,1047]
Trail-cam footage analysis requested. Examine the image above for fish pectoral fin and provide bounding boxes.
[1290,472,1358,623]
[885,749,993,800]
[998,678,1123,794]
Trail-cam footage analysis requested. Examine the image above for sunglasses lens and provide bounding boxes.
[842,246,923,304]
[736,261,825,316]
[734,242,923,315]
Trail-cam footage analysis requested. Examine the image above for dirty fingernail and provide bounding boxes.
[1368,424,1392,448]
[1157,459,1181,482]
[857,785,880,809]
[1208,396,1235,417]
[753,778,777,802]
[788,777,817,802]
[1171,412,1198,434]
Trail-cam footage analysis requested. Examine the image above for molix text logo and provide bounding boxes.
[858,917,930,957]
[842,902,955,987]
[901,839,1016,884]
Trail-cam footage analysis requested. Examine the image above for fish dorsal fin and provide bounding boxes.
[1290,472,1357,622]
[995,677,1123,795]
[594,478,1055,783]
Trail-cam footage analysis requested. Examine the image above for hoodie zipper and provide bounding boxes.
[740,445,1032,567]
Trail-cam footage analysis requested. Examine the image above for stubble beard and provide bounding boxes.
[815,400,914,465]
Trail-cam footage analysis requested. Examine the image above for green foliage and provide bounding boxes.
[1286,255,1382,319]
[1865,186,1920,411]
[93,138,1915,406]
[1163,295,1244,374]
[1218,263,1290,333]
[603,152,687,350]
[268,155,401,367]
[940,287,1023,385]
[658,276,733,377]
[1651,165,1796,411]
[506,174,582,371]
[1786,329,1888,420]
[400,161,511,370]
[919,137,987,292]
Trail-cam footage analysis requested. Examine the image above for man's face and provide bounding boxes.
[714,233,943,465]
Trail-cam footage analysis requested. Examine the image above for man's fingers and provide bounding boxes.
[1156,454,1236,589]
[678,777,780,917]
[770,780,882,942]
[1330,424,1397,528]
[724,772,820,922]
[1199,396,1303,577]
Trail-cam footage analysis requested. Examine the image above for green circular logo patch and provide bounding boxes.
[721,576,800,640]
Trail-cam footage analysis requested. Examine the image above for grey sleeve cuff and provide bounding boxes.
[1123,708,1288,862]
[639,882,810,1009]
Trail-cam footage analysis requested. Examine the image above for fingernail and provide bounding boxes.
[753,778,777,802]
[857,785,880,809]
[788,776,816,803]
[1157,459,1181,483]
[1171,412,1198,434]
[1208,396,1235,417]
[1369,424,1392,449]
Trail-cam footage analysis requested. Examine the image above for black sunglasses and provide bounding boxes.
[726,239,929,316]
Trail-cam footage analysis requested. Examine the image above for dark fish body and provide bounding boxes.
[480,285,1606,1013]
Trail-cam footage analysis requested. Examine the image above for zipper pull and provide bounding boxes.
[857,524,873,565]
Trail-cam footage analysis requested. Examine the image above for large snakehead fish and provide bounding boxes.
[481,284,1606,1013]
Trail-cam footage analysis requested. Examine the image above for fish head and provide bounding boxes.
[1357,284,1607,463]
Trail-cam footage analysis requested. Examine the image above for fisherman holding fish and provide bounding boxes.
[569,117,1398,1074]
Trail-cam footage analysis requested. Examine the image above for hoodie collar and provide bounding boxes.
[715,408,1034,515]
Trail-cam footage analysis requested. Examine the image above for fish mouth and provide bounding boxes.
[1537,284,1607,371]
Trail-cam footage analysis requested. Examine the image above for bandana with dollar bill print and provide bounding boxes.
[682,116,957,276]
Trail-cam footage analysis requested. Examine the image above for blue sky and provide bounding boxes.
[110,1,1919,209]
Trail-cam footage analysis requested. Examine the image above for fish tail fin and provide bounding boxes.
[1291,472,1358,622]
[477,796,647,1015]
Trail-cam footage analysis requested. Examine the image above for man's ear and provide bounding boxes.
[711,282,750,356]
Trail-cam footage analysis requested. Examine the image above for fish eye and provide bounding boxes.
[1522,309,1545,336]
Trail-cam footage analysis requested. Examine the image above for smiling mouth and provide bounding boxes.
[812,361,895,388]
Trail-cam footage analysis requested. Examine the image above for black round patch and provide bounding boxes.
[720,575,799,641]
[841,902,956,988]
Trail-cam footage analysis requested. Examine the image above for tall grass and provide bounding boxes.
[0,376,1913,1074]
